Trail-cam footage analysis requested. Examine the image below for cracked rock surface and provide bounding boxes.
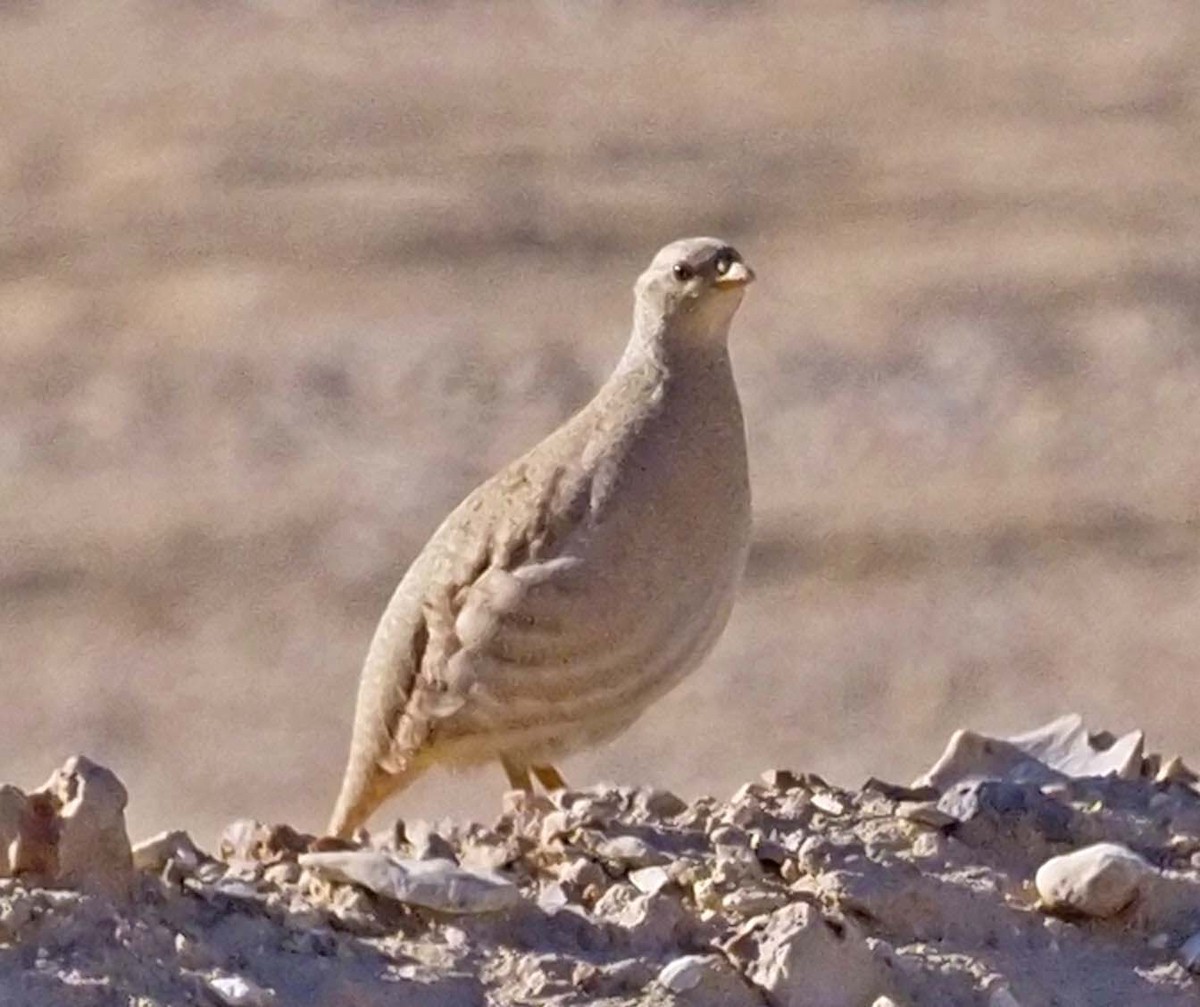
[2,718,1200,1005]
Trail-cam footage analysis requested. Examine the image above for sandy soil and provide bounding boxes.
[2,0,1200,842]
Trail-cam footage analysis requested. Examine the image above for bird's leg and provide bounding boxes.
[500,755,532,792]
[532,764,568,792]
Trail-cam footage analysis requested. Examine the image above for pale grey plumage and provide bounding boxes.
[329,237,754,838]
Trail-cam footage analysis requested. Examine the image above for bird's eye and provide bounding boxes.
[715,254,732,276]
[672,263,694,282]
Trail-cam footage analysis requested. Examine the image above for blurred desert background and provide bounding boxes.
[3,0,1199,841]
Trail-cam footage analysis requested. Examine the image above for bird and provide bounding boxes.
[328,236,755,838]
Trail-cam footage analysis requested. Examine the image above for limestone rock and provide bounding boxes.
[595,834,666,870]
[132,829,207,874]
[208,973,277,1006]
[629,865,671,896]
[916,715,1144,792]
[657,954,757,1005]
[637,788,688,820]
[592,884,691,952]
[1035,843,1154,918]
[219,820,313,865]
[1,786,58,879]
[35,756,133,898]
[398,819,459,863]
[1007,715,1144,780]
[0,786,27,875]
[937,780,1075,848]
[298,850,519,914]
[658,955,710,992]
[737,902,893,1007]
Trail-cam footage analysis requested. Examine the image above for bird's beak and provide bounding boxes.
[714,261,755,289]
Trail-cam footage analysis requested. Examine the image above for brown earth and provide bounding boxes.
[2,0,1199,842]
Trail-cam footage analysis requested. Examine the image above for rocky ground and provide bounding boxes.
[3,717,1200,1006]
[5,0,1200,840]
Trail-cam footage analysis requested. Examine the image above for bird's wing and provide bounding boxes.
[373,445,605,769]
[348,362,661,794]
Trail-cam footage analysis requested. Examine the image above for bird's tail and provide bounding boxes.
[327,746,408,840]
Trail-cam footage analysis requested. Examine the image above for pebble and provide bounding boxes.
[539,811,574,846]
[1035,843,1154,918]
[721,886,786,915]
[218,821,272,864]
[629,865,671,896]
[208,974,276,1006]
[596,835,665,869]
[0,787,28,876]
[657,954,709,992]
[36,756,134,897]
[752,836,789,867]
[811,792,847,816]
[711,846,763,886]
[939,780,1075,847]
[405,820,459,863]
[589,957,655,995]
[501,791,553,818]
[636,788,689,820]
[0,900,33,936]
[897,801,958,830]
[710,825,750,849]
[1157,756,1198,786]
[298,851,520,914]
[558,857,607,892]
[910,832,945,860]
[132,829,205,874]
[726,796,763,828]
[593,887,689,952]
[742,902,892,1007]
[537,881,569,913]
[263,861,301,886]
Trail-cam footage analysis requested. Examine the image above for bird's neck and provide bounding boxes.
[616,306,735,380]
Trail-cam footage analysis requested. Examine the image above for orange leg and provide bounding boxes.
[532,764,568,791]
[500,755,532,791]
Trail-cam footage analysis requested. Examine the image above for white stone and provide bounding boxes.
[916,715,1143,791]
[629,866,671,895]
[744,902,891,1007]
[637,788,688,820]
[596,834,664,868]
[810,793,846,816]
[132,829,205,873]
[36,756,133,898]
[208,974,276,1006]
[658,954,709,992]
[537,881,569,913]
[298,851,519,914]
[722,886,786,915]
[1035,843,1154,918]
[0,787,25,876]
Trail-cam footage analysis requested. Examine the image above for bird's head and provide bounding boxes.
[633,237,755,344]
